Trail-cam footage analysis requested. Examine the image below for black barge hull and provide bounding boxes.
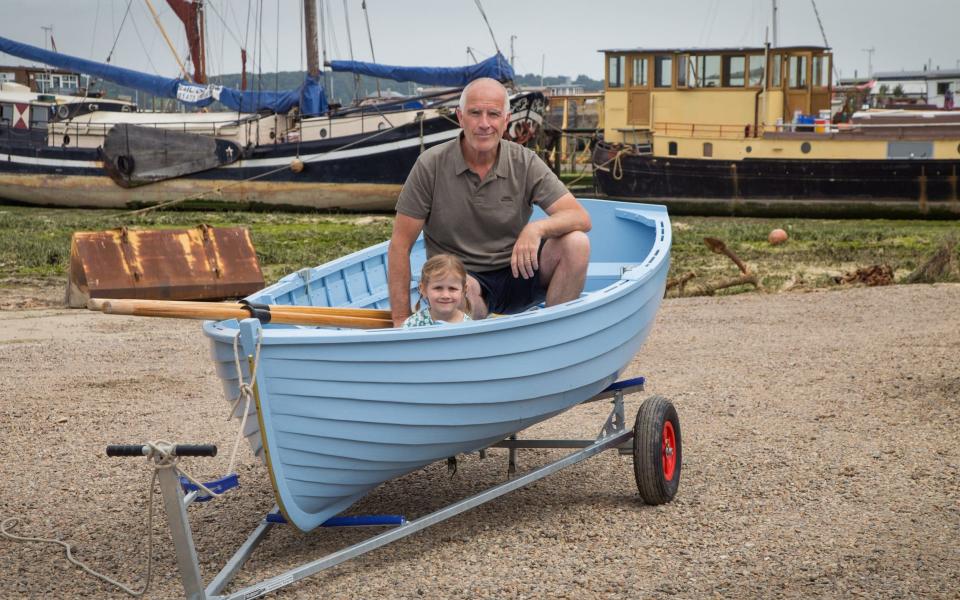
[592,142,960,219]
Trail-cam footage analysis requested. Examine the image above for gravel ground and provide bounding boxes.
[1,282,958,599]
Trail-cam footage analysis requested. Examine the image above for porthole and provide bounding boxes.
[745,145,752,153]
[800,142,811,154]
[269,131,276,139]
[320,128,327,138]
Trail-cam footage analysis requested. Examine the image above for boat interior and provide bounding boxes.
[244,201,665,330]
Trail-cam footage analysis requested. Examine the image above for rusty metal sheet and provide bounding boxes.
[66,225,264,307]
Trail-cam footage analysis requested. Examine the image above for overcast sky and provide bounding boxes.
[1,0,958,82]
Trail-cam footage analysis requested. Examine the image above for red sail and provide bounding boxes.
[166,0,206,84]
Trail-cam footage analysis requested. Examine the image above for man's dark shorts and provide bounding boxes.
[468,241,547,315]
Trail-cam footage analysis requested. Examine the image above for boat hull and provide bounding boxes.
[0,92,545,211]
[203,198,671,531]
[593,142,960,218]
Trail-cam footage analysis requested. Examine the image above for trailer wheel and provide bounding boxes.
[633,395,681,505]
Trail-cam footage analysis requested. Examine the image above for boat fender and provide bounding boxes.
[115,154,135,176]
[239,299,273,323]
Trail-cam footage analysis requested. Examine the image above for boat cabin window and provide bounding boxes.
[723,56,746,87]
[675,55,688,87]
[748,55,765,86]
[632,57,648,87]
[608,55,626,88]
[35,73,80,92]
[654,56,673,88]
[771,54,783,87]
[0,103,11,125]
[788,55,808,89]
[690,55,721,87]
[812,54,829,87]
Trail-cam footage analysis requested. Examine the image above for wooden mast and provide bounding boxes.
[143,0,192,81]
[304,0,321,79]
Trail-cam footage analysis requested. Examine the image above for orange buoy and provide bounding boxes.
[768,228,788,245]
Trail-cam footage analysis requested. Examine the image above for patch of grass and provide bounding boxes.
[665,216,958,292]
[0,205,956,293]
[0,206,392,285]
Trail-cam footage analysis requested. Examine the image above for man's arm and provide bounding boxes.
[511,193,591,279]
[387,213,426,327]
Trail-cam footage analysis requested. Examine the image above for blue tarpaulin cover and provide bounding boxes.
[0,35,327,115]
[330,53,514,87]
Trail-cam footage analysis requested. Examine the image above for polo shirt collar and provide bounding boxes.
[453,134,508,178]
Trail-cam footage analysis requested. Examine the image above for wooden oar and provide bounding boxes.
[86,298,391,320]
[92,299,392,329]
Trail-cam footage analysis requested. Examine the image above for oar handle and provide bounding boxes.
[88,298,390,320]
[106,444,218,457]
[97,299,393,329]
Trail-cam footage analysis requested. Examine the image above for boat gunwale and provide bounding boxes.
[201,201,671,344]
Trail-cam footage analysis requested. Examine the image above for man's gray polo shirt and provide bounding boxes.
[396,136,569,272]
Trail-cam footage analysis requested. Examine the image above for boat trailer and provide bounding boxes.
[107,378,681,600]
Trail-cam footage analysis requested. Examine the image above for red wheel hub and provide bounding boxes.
[661,421,677,481]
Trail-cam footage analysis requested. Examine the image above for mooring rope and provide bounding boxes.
[565,147,629,187]
[0,440,218,597]
[227,327,263,476]
[0,472,158,597]
[0,311,265,598]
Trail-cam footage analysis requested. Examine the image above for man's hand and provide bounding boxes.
[511,221,544,279]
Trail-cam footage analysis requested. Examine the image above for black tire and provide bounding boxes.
[633,395,681,505]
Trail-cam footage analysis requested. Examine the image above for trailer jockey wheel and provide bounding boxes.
[633,395,681,505]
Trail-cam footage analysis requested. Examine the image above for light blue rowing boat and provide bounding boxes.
[203,198,671,532]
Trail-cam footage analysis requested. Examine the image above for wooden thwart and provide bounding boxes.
[89,299,393,329]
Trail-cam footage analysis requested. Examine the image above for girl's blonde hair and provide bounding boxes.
[416,254,472,312]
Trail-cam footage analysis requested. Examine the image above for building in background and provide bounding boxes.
[840,68,960,109]
[0,65,87,94]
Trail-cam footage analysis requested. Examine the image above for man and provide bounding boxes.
[387,77,591,327]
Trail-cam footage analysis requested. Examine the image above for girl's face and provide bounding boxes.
[421,271,464,322]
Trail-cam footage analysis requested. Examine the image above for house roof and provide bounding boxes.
[872,69,960,81]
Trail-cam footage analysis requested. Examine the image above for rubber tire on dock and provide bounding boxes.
[633,395,681,505]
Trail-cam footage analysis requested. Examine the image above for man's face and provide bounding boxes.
[457,82,510,155]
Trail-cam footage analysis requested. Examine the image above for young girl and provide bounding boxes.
[403,254,473,328]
